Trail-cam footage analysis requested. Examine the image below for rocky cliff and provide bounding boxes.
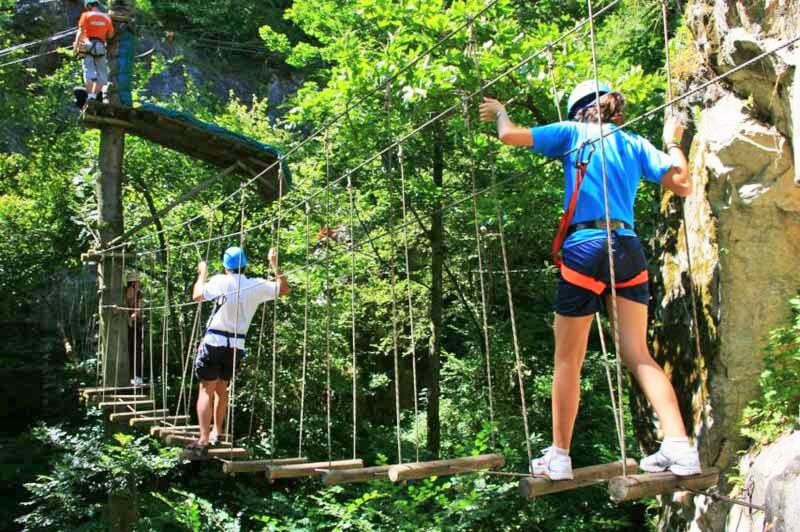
[641,1,800,530]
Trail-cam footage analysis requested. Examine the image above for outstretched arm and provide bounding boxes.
[660,115,692,197]
[268,248,291,297]
[193,261,208,302]
[479,97,533,147]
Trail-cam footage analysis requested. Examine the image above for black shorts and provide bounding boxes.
[555,234,650,317]
[194,343,241,382]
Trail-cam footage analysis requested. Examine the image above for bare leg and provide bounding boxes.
[213,380,230,439]
[196,380,217,445]
[552,313,594,450]
[607,296,687,438]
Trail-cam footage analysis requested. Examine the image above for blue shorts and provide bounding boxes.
[555,234,650,317]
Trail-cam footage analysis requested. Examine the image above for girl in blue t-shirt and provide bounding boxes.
[479,81,700,479]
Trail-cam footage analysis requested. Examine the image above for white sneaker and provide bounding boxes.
[640,439,701,476]
[130,377,144,386]
[530,447,573,480]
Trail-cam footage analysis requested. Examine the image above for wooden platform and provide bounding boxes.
[222,458,308,475]
[166,434,232,447]
[81,385,149,400]
[108,408,168,422]
[265,459,364,481]
[387,454,505,482]
[322,465,393,486]
[608,468,720,502]
[519,459,638,499]
[150,424,199,437]
[80,102,289,202]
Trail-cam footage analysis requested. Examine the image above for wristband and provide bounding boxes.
[666,142,681,151]
[496,110,507,121]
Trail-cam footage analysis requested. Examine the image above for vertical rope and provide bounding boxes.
[385,83,403,464]
[397,145,420,462]
[546,29,625,449]
[112,249,126,395]
[323,134,334,465]
[100,253,115,397]
[347,179,359,460]
[148,250,156,404]
[586,0,628,476]
[161,239,171,423]
[661,0,709,463]
[465,18,498,451]
[269,165,285,457]
[298,202,311,458]
[225,182,247,453]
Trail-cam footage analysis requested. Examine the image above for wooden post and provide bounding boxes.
[387,454,505,482]
[608,468,720,503]
[265,459,364,481]
[97,0,136,389]
[518,459,638,499]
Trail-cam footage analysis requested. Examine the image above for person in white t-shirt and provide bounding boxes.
[183,245,289,460]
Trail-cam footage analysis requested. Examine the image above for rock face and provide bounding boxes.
[639,1,800,530]
[727,432,800,532]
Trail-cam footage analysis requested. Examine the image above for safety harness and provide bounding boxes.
[204,295,244,349]
[551,142,648,295]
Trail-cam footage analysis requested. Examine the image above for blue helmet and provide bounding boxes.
[223,246,248,270]
[567,80,611,120]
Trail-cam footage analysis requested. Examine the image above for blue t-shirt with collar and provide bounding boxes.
[530,121,673,248]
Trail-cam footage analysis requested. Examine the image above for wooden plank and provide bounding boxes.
[518,459,638,499]
[387,454,505,482]
[108,408,167,422]
[222,458,308,475]
[81,385,149,397]
[608,468,719,502]
[98,400,155,409]
[89,394,148,403]
[149,424,199,437]
[265,459,364,481]
[166,434,232,447]
[129,414,185,426]
[322,465,393,486]
[208,448,249,460]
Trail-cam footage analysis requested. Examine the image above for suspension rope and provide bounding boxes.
[269,166,285,458]
[160,239,171,422]
[148,250,156,404]
[298,202,311,457]
[347,178,360,460]
[323,133,334,465]
[112,248,127,396]
[465,18,499,452]
[586,0,629,476]
[661,0,712,465]
[397,145,420,462]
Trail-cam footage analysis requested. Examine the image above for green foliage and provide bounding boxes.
[741,298,800,446]
[17,421,179,531]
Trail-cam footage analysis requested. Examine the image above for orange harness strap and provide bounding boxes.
[560,263,649,295]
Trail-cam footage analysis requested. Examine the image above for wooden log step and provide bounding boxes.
[222,458,308,475]
[519,459,638,499]
[130,414,186,427]
[81,385,149,398]
[166,434,232,447]
[387,454,505,482]
[150,424,199,437]
[608,468,719,502]
[265,459,364,481]
[208,448,249,460]
[108,409,168,422]
[98,400,155,409]
[322,465,393,486]
[88,394,148,403]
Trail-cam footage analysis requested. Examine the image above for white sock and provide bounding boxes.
[87,93,97,100]
[550,445,570,456]
[662,437,691,450]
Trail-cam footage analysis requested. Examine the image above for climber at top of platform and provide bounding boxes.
[478,81,701,480]
[72,0,115,107]
[183,246,290,460]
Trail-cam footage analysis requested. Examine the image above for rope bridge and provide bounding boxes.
[74,0,798,506]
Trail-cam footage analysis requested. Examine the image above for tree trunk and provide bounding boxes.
[427,126,444,457]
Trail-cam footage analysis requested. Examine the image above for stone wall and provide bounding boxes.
[641,1,800,530]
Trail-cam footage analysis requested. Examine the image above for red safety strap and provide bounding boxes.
[551,161,588,267]
[560,263,649,294]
